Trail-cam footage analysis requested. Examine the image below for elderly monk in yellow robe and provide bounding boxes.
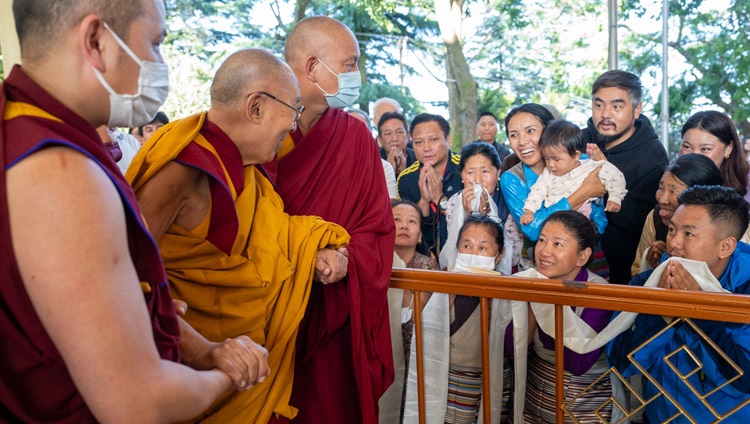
[126,49,351,424]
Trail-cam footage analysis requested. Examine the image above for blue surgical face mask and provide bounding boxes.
[92,22,170,128]
[314,57,362,109]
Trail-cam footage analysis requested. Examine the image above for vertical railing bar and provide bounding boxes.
[480,297,491,423]
[555,304,564,424]
[413,289,426,424]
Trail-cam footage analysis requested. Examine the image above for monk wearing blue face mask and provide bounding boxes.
[262,16,395,424]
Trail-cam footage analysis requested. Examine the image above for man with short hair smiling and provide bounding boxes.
[582,70,668,284]
[397,113,462,257]
[608,185,750,422]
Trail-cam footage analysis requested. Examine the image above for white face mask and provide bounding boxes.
[453,252,497,272]
[314,58,362,109]
[93,22,169,128]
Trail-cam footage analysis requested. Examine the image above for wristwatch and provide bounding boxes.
[438,195,449,211]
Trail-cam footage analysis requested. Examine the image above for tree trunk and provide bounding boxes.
[434,0,477,147]
[294,0,311,25]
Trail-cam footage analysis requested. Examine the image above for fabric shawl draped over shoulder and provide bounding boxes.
[126,112,350,423]
[272,108,395,423]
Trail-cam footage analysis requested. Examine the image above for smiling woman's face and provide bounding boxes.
[506,112,544,168]
[535,221,590,281]
[679,128,730,169]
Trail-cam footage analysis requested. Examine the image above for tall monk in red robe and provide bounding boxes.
[0,0,235,422]
[127,49,351,424]
[265,16,396,424]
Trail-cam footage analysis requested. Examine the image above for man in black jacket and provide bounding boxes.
[397,113,462,258]
[582,70,669,284]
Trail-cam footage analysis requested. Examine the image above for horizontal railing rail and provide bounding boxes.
[390,268,750,424]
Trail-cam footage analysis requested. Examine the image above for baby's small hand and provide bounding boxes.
[604,201,621,212]
[520,211,534,225]
[586,143,607,161]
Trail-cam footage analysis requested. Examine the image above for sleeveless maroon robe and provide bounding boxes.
[0,66,180,423]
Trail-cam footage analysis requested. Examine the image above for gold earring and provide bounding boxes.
[725,153,730,159]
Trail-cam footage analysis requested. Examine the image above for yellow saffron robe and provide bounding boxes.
[126,112,350,423]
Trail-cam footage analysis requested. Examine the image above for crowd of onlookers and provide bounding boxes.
[372,69,750,423]
[3,1,750,423]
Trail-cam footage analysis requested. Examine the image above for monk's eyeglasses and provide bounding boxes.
[256,91,305,129]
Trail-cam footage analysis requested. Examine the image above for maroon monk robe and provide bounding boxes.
[270,108,395,423]
[0,66,181,423]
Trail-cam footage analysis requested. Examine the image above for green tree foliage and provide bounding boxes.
[471,0,608,127]
[164,0,432,120]
[621,0,750,136]
[301,0,437,114]
[160,0,618,136]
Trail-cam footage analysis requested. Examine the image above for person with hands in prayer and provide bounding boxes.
[398,113,463,258]
[608,185,750,423]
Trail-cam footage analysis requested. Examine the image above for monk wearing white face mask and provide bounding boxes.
[0,0,238,422]
[263,16,394,424]
[92,22,169,128]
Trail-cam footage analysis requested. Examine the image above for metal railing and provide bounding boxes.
[390,268,750,423]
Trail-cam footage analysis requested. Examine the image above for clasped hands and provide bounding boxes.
[418,164,444,215]
[656,260,702,323]
[314,247,349,284]
[646,241,667,269]
[386,146,407,175]
[462,181,491,215]
[174,300,270,392]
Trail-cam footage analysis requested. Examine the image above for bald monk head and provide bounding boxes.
[207,48,302,165]
[284,16,361,132]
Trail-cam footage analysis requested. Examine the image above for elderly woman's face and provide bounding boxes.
[535,221,590,280]
[506,112,544,168]
[655,171,688,225]
[460,154,500,193]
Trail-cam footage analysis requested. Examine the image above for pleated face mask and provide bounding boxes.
[92,22,170,128]
[313,57,362,109]
[453,252,498,272]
